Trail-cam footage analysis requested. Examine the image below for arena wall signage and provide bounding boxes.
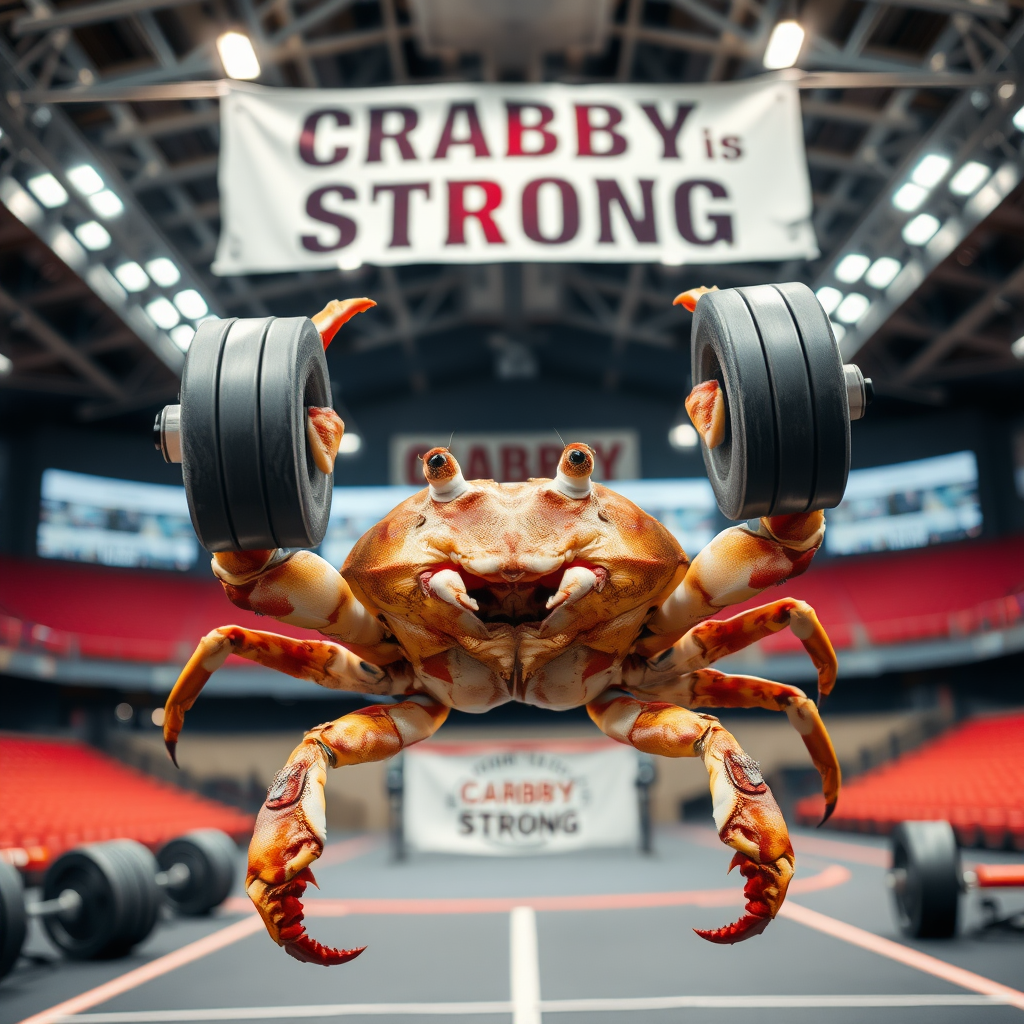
[403,741,641,855]
[214,80,815,273]
[389,430,640,485]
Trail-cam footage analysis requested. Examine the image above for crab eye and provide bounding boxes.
[568,449,586,466]
[554,443,593,499]
[428,453,447,469]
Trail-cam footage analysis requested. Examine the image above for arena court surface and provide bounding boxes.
[4,827,1024,1024]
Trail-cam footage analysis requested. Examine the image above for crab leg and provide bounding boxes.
[162,627,393,765]
[588,688,794,943]
[248,696,448,964]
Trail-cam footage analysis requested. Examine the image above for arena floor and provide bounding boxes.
[4,827,1024,1024]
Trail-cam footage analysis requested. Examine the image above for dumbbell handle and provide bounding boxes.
[963,864,1024,889]
[25,862,192,919]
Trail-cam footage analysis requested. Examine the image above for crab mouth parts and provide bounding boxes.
[420,562,606,628]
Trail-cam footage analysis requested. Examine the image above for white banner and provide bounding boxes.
[403,740,641,855]
[215,80,815,273]
[389,430,639,485]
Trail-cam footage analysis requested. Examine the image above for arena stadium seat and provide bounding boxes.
[0,734,253,871]
[796,712,1024,850]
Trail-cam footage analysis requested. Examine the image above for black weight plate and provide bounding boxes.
[43,845,125,959]
[260,317,333,548]
[890,820,960,939]
[158,829,237,916]
[94,842,144,958]
[691,288,776,520]
[181,318,238,551]
[0,859,27,981]
[107,841,161,948]
[774,283,851,510]
[738,286,816,514]
[218,319,276,550]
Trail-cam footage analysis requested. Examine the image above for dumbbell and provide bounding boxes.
[154,316,332,551]
[887,820,1024,938]
[0,829,236,979]
[688,282,872,520]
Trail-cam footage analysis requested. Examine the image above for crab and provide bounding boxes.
[162,289,841,966]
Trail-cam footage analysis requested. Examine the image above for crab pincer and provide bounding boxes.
[695,849,795,944]
[246,753,366,966]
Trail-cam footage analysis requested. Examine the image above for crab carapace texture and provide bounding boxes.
[163,289,841,965]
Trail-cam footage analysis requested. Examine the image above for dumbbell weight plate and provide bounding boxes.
[157,829,236,917]
[0,859,27,981]
[691,288,777,520]
[42,840,159,959]
[890,820,960,939]
[736,285,815,514]
[775,282,851,511]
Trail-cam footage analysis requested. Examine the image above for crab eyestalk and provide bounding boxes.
[554,443,594,499]
[423,448,470,502]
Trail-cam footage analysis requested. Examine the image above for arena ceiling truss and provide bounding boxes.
[1,0,1023,419]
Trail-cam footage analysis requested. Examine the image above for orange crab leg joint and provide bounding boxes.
[587,688,794,943]
[672,285,718,312]
[685,379,726,450]
[246,696,449,965]
[311,297,376,349]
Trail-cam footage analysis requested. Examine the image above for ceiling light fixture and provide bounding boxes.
[145,258,180,287]
[67,165,104,196]
[89,190,124,218]
[910,154,951,188]
[217,32,261,80]
[835,293,870,324]
[26,173,68,208]
[835,254,870,284]
[865,257,902,289]
[145,297,180,330]
[173,289,209,319]
[170,324,196,350]
[902,213,940,246]
[949,161,991,197]
[74,221,111,251]
[113,261,150,293]
[814,286,843,315]
[892,182,927,212]
[763,21,805,69]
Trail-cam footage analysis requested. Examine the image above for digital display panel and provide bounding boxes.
[824,451,982,556]
[319,478,718,569]
[38,469,199,571]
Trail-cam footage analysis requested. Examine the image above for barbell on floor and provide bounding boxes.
[888,820,1024,939]
[0,829,237,979]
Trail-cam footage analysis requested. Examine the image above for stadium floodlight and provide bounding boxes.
[902,213,940,246]
[814,286,843,315]
[89,189,124,218]
[114,261,150,292]
[835,293,870,324]
[26,173,68,208]
[217,32,261,80]
[1013,105,1024,132]
[893,182,927,212]
[668,422,699,449]
[170,324,195,350]
[835,254,870,284]
[911,154,951,189]
[145,257,180,287]
[67,165,104,196]
[763,21,804,69]
[74,220,111,251]
[949,161,991,197]
[865,257,902,289]
[338,431,363,454]
[145,296,180,329]
[173,289,209,319]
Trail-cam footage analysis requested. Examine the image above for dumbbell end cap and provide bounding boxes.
[843,365,870,421]
[155,405,183,464]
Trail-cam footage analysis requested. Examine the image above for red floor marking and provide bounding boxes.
[14,916,265,1024]
[222,863,850,917]
[780,902,1024,1011]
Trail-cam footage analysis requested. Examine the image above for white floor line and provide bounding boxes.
[509,906,542,1024]
[59,994,1010,1022]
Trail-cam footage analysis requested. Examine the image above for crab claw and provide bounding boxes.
[420,568,489,638]
[694,850,795,944]
[247,870,365,966]
[312,297,376,349]
[306,407,346,475]
[672,285,718,312]
[247,755,365,966]
[684,379,726,450]
[540,565,608,637]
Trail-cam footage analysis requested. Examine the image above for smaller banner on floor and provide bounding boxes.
[403,740,641,855]
[389,429,639,485]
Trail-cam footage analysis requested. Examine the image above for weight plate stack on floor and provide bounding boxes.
[178,316,333,552]
[690,282,853,521]
[42,840,159,959]
[890,820,960,939]
[0,859,27,981]
[158,829,237,916]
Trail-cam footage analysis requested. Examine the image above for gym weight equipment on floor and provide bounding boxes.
[888,820,1024,938]
[0,829,237,979]
[155,316,332,552]
[688,283,872,520]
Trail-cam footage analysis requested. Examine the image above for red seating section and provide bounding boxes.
[796,712,1024,850]
[0,735,253,871]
